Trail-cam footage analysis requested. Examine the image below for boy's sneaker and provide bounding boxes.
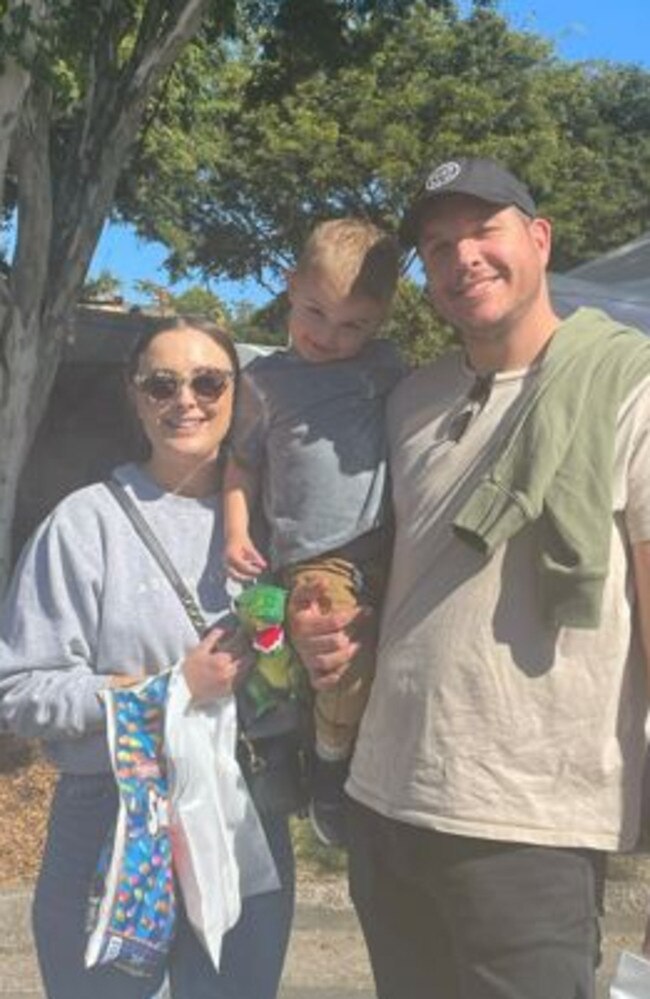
[309,755,350,849]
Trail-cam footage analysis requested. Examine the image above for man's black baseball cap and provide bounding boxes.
[399,157,537,248]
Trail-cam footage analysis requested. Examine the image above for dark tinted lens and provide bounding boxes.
[141,373,179,402]
[190,372,231,401]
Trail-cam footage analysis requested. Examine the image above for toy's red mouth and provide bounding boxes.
[252,624,285,654]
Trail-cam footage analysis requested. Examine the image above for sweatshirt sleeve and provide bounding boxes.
[0,502,109,740]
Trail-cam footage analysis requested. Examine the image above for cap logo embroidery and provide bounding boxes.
[425,161,461,192]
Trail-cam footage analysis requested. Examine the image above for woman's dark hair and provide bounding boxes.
[126,314,240,382]
[125,315,240,467]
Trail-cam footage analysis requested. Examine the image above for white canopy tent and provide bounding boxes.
[550,272,650,334]
[569,230,650,286]
[550,232,650,333]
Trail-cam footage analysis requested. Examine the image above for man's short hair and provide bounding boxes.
[296,218,400,303]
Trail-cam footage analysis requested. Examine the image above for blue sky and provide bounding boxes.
[89,0,650,309]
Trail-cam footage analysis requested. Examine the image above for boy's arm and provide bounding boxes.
[224,365,270,579]
[223,454,267,579]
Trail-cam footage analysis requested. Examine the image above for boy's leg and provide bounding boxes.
[285,554,379,760]
[285,552,381,846]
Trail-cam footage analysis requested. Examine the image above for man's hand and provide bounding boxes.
[182,626,253,702]
[108,674,145,689]
[288,578,371,690]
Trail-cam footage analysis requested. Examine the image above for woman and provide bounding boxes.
[0,318,295,999]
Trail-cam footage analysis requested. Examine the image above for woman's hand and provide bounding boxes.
[288,578,370,691]
[182,626,253,702]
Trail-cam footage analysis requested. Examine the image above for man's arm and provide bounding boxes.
[632,540,650,956]
[633,540,650,696]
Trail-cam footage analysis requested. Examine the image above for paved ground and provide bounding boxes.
[2,856,650,998]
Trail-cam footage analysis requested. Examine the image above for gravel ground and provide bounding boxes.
[0,748,55,887]
[3,743,650,999]
[296,866,351,908]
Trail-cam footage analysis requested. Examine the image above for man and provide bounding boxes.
[291,157,650,998]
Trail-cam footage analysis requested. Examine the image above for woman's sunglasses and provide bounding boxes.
[133,368,235,404]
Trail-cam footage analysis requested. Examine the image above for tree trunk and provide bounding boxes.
[0,305,52,588]
[0,0,214,593]
[0,0,48,199]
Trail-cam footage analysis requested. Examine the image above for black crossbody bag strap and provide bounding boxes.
[104,479,208,638]
[105,479,310,815]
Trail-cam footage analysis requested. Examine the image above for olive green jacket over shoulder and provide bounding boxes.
[453,307,650,628]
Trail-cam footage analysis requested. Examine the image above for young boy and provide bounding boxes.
[224,218,405,846]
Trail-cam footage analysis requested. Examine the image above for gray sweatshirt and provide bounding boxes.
[0,463,233,774]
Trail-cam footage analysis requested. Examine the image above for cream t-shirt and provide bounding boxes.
[348,349,650,851]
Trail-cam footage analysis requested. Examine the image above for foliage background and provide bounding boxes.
[117,1,650,287]
[101,0,650,364]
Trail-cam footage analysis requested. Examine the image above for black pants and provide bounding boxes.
[347,798,604,999]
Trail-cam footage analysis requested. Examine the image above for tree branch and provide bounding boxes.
[48,0,213,317]
[0,0,50,212]
[0,58,31,205]
[11,81,53,329]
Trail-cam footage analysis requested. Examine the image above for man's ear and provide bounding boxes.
[530,216,552,266]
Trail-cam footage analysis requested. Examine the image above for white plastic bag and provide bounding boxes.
[165,667,279,970]
[610,950,650,998]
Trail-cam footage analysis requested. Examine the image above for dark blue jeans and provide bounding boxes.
[33,773,295,999]
[348,797,604,999]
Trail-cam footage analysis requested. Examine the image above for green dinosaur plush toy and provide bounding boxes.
[234,583,305,718]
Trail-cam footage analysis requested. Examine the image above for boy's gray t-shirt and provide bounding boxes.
[230,339,405,569]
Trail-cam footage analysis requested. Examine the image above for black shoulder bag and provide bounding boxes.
[104,479,312,816]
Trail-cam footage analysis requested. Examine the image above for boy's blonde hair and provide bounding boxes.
[295,218,400,303]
